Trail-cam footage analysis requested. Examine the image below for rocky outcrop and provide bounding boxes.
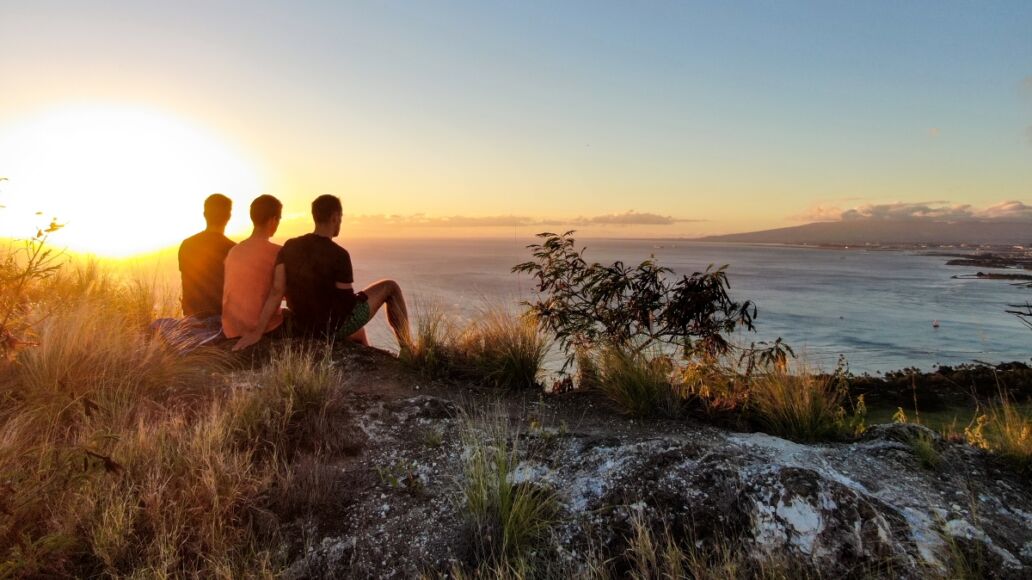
[283,397,1032,578]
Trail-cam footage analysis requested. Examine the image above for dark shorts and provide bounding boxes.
[336,299,372,338]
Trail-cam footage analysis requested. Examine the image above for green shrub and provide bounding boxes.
[513,232,788,372]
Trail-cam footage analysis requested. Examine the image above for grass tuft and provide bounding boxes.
[908,432,943,470]
[457,309,550,390]
[747,368,863,443]
[230,343,351,460]
[459,409,558,569]
[594,347,687,418]
[403,304,549,390]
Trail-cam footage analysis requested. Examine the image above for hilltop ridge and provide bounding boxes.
[699,220,1031,246]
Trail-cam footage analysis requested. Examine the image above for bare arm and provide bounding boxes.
[233,264,286,351]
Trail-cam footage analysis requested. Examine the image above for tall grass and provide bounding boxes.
[966,397,1032,474]
[459,410,558,569]
[0,266,352,577]
[457,309,550,390]
[747,368,864,443]
[593,347,687,418]
[403,304,549,390]
[401,301,458,379]
[231,343,350,460]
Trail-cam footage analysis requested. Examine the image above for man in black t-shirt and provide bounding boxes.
[233,194,412,351]
[178,194,235,319]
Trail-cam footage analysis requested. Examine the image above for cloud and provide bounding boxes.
[797,200,1032,223]
[791,205,847,222]
[928,127,941,138]
[577,210,692,226]
[342,210,700,229]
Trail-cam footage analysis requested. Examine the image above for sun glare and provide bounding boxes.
[0,105,264,257]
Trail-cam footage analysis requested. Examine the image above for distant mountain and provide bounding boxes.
[698,220,1031,246]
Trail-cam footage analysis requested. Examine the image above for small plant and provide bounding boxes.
[908,432,942,470]
[459,411,558,569]
[594,347,687,418]
[376,460,425,495]
[0,182,65,359]
[422,426,445,448]
[892,407,909,424]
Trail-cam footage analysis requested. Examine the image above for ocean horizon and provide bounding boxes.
[336,237,1032,375]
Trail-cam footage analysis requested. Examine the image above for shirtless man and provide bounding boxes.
[233,194,411,351]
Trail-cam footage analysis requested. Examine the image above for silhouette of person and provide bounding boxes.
[178,194,234,322]
[234,194,412,351]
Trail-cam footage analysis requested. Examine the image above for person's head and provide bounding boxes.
[203,193,232,231]
[249,194,282,236]
[311,194,343,237]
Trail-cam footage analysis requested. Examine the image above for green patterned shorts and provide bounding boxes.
[337,301,372,338]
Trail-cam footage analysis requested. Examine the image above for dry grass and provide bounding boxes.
[593,347,688,418]
[456,309,550,390]
[403,304,550,390]
[965,397,1032,474]
[747,367,864,443]
[401,301,459,379]
[0,265,353,577]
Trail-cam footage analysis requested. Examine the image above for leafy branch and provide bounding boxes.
[512,231,791,371]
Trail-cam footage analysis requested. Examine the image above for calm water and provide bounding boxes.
[345,238,1031,374]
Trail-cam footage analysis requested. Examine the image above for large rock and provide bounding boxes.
[283,396,1032,578]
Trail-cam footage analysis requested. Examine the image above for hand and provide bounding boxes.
[232,331,262,351]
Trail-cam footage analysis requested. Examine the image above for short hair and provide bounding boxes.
[203,193,232,222]
[249,194,282,226]
[311,194,342,224]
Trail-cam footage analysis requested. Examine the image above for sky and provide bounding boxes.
[0,1,1030,254]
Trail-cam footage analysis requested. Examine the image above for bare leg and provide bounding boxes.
[347,327,369,346]
[360,279,412,349]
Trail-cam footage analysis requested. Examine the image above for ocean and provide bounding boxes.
[345,238,1032,375]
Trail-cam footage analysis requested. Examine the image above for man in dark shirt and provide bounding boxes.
[233,194,412,351]
[178,194,235,319]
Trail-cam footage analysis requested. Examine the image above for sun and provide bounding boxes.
[0,105,264,257]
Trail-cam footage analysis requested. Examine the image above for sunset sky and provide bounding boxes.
[1,1,1030,255]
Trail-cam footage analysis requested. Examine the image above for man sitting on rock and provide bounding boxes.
[178,193,235,327]
[222,194,287,342]
[233,194,412,351]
